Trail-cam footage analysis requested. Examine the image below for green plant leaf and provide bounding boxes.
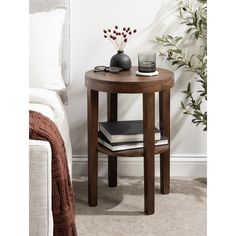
[155,0,207,131]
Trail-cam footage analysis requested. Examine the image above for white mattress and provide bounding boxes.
[29,103,54,121]
[29,87,72,175]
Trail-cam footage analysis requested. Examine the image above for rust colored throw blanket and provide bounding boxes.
[29,110,77,236]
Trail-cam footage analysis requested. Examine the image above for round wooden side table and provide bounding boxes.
[85,66,174,215]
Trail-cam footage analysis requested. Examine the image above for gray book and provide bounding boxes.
[98,131,168,152]
[99,120,161,143]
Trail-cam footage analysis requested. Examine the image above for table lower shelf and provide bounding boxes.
[97,143,169,157]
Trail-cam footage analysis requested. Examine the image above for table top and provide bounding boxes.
[85,66,174,93]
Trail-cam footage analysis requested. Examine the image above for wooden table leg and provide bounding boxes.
[143,92,155,215]
[87,89,99,206]
[107,93,118,187]
[159,89,170,194]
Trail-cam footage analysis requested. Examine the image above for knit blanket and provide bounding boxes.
[29,110,77,236]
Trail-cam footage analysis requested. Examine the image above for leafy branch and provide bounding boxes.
[156,0,207,131]
[179,0,207,39]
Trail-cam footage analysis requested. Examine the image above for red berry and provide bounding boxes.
[103,30,107,33]
[115,25,118,29]
[129,31,132,35]
[124,38,127,42]
[108,29,111,32]
[104,35,107,38]
[133,29,137,33]
[123,27,126,31]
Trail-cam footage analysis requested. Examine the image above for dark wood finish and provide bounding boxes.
[97,143,169,157]
[87,89,99,206]
[85,67,174,214]
[107,93,118,187]
[143,93,155,214]
[85,67,174,93]
[159,90,170,194]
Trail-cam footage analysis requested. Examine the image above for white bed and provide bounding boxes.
[29,88,72,236]
[29,0,71,235]
[29,88,72,174]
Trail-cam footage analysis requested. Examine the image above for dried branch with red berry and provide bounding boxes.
[103,25,137,53]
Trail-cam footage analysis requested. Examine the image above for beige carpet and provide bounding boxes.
[73,177,206,236]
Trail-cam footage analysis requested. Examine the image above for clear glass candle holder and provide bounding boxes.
[138,52,156,73]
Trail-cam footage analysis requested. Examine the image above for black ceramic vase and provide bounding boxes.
[110,51,131,70]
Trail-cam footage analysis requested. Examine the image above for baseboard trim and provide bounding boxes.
[72,154,207,178]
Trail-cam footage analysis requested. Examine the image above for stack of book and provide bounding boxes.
[98,120,168,151]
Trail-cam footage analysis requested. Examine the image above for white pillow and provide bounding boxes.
[30,8,66,91]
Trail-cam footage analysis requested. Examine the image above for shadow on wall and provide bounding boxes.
[142,0,195,150]
[129,0,180,59]
[108,0,187,83]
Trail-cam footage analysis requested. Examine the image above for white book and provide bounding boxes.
[98,131,168,152]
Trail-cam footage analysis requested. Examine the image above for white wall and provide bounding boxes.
[67,0,207,171]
